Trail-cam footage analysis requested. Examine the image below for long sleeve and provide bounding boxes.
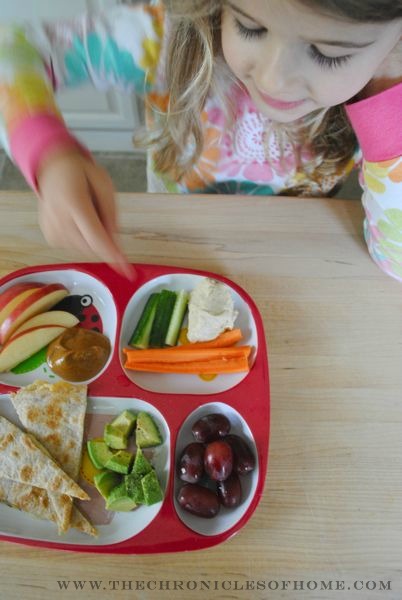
[346,82,402,282]
[0,4,164,188]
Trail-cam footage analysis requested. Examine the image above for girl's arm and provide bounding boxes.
[0,4,163,188]
[0,4,163,276]
[345,42,402,282]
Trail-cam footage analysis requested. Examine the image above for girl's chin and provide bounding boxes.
[255,99,316,123]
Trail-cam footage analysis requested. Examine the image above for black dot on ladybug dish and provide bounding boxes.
[92,327,101,333]
[91,314,100,323]
[78,314,86,322]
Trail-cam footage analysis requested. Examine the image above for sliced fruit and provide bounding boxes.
[125,472,144,504]
[87,439,115,470]
[104,424,127,450]
[109,410,137,435]
[0,282,44,312]
[135,412,162,448]
[93,470,122,500]
[0,283,69,345]
[11,310,79,337]
[105,482,137,511]
[0,325,67,372]
[132,447,153,478]
[105,450,134,474]
[0,286,44,328]
[141,470,163,505]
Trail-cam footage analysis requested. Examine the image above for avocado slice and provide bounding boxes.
[104,410,137,449]
[104,424,127,450]
[135,412,162,448]
[141,469,164,505]
[125,472,145,504]
[132,447,153,477]
[93,470,122,499]
[87,439,115,469]
[105,481,137,512]
[110,410,137,434]
[104,450,134,474]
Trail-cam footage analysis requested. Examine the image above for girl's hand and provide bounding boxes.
[37,149,135,279]
[360,39,402,98]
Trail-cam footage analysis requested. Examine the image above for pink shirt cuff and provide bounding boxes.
[346,82,402,162]
[9,114,91,191]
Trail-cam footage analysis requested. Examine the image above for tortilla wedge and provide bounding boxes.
[0,477,97,537]
[0,416,89,500]
[10,380,88,532]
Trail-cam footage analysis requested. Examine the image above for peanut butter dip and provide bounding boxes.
[46,326,111,382]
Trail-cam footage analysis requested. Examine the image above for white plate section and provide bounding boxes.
[0,269,117,387]
[173,402,258,536]
[119,274,258,395]
[0,395,170,546]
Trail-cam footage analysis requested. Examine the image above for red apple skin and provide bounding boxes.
[0,325,67,372]
[0,282,44,311]
[10,310,79,338]
[0,284,68,345]
[4,324,67,345]
[0,287,44,325]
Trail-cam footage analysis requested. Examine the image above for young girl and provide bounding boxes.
[0,1,401,279]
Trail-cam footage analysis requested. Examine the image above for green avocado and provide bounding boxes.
[135,412,162,448]
[93,470,122,500]
[104,450,134,475]
[105,481,137,512]
[110,410,137,434]
[125,472,145,504]
[104,424,127,450]
[104,410,137,449]
[132,447,153,478]
[87,440,115,469]
[141,469,164,505]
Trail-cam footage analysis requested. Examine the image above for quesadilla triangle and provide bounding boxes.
[0,416,89,500]
[10,380,88,533]
[0,478,97,537]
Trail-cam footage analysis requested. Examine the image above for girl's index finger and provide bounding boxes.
[73,196,136,281]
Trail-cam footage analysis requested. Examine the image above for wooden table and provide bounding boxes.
[0,191,401,600]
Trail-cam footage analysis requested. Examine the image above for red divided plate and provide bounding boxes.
[0,263,270,553]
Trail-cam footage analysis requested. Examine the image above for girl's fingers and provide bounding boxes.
[72,192,136,280]
[86,162,119,239]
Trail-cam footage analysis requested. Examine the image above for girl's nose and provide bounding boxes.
[254,38,302,97]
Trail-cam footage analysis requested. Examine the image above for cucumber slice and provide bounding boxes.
[129,293,159,349]
[165,290,189,346]
[149,290,177,347]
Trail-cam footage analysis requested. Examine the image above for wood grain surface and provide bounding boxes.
[0,192,401,600]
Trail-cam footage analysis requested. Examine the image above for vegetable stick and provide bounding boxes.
[123,345,251,364]
[179,328,243,349]
[124,356,250,374]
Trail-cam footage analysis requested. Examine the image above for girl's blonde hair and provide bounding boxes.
[141,0,400,193]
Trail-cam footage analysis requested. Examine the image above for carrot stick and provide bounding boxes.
[124,356,250,374]
[179,328,243,348]
[123,345,251,364]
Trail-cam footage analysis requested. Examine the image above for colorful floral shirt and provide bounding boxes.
[0,3,401,280]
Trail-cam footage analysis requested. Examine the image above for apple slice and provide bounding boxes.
[0,283,69,345]
[0,325,67,372]
[10,310,79,338]
[0,286,45,328]
[0,282,45,312]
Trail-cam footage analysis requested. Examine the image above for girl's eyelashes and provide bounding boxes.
[233,15,352,71]
[309,45,352,69]
[234,18,267,40]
